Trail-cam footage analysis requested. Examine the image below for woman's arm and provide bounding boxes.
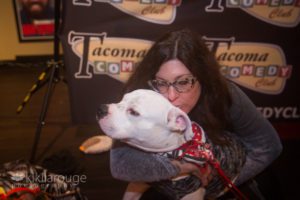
[228,83,282,185]
[110,142,179,182]
[110,142,205,183]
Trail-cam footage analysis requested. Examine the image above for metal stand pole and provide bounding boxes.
[29,0,62,163]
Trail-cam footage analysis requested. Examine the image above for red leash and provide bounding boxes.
[175,123,248,200]
[208,159,248,200]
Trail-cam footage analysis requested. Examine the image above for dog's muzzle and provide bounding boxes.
[96,104,108,120]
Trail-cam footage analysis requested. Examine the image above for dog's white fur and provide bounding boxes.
[97,89,205,200]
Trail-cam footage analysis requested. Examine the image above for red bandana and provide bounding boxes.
[175,122,215,166]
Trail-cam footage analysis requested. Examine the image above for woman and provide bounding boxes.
[110,29,282,199]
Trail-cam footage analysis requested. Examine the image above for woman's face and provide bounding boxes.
[154,59,201,114]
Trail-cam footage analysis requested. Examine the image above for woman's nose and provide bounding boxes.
[166,86,179,102]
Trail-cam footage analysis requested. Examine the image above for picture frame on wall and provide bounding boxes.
[13,0,55,42]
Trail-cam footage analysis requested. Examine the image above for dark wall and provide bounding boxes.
[60,1,300,125]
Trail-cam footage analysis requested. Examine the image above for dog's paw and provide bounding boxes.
[79,135,113,154]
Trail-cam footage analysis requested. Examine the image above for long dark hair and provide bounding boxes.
[123,29,232,144]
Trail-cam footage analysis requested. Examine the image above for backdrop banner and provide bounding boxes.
[60,0,300,125]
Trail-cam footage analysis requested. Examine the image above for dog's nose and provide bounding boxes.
[96,104,108,119]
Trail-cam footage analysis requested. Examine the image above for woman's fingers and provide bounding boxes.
[192,164,213,186]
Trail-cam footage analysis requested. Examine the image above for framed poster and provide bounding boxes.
[13,0,55,41]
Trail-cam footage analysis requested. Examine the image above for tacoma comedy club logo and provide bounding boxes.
[73,0,181,24]
[206,0,300,27]
[68,31,153,82]
[204,36,292,94]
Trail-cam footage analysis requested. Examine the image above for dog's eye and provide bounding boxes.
[127,108,140,116]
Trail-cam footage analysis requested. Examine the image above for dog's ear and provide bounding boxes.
[167,107,193,141]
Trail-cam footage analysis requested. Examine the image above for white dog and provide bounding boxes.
[88,89,246,200]
[98,89,195,153]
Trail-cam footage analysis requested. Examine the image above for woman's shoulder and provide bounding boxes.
[227,81,242,95]
[226,81,250,105]
[225,81,259,119]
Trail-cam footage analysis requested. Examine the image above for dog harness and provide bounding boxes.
[157,122,248,200]
[177,122,247,199]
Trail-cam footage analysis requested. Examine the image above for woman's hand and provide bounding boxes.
[171,160,213,186]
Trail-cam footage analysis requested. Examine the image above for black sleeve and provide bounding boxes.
[228,83,282,185]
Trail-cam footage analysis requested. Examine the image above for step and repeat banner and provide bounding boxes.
[59,0,300,125]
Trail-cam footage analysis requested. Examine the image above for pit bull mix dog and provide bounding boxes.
[96,89,246,200]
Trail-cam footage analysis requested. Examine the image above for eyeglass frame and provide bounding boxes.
[148,75,198,94]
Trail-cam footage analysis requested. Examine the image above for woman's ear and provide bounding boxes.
[167,107,193,141]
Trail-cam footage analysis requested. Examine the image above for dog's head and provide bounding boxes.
[97,89,194,152]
